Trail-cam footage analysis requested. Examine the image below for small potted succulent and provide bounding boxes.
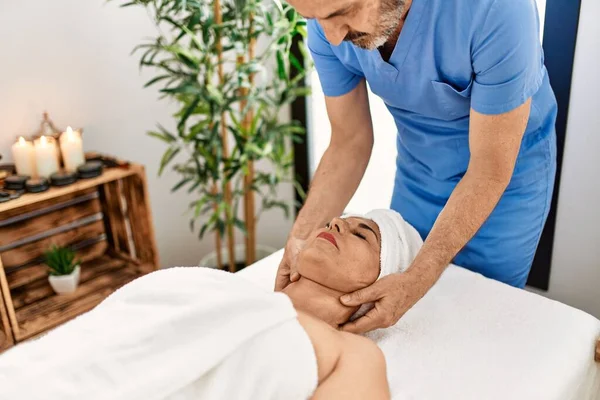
[45,245,81,294]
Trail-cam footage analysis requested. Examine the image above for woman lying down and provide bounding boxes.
[0,209,423,400]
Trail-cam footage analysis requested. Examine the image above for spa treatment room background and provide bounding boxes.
[0,0,598,321]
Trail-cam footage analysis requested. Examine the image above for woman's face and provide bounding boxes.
[296,217,381,293]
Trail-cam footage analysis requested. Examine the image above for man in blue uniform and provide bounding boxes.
[275,0,557,334]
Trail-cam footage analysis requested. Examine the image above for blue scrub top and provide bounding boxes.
[307,0,557,287]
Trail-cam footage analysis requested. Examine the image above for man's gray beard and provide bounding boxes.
[352,0,406,50]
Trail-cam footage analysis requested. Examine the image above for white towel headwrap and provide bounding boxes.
[363,208,424,279]
[344,209,424,320]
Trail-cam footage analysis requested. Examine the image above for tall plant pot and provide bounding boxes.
[199,244,276,271]
[48,265,81,294]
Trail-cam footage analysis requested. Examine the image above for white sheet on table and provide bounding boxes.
[238,250,600,400]
[0,267,318,400]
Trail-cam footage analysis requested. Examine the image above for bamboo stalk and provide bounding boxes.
[240,11,257,266]
[212,187,224,269]
[237,54,252,266]
[246,12,257,264]
[214,0,236,272]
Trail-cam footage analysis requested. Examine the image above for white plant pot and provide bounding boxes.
[199,244,277,270]
[48,265,81,294]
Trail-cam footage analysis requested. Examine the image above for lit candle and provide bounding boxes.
[34,136,60,178]
[59,127,85,172]
[11,136,37,177]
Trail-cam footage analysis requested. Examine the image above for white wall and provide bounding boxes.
[537,0,600,318]
[0,0,293,267]
[307,72,398,214]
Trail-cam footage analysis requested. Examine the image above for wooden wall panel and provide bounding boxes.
[0,195,101,248]
[7,239,108,290]
[15,262,136,341]
[122,168,159,267]
[10,254,123,310]
[0,188,97,221]
[1,219,105,270]
[101,180,131,256]
[0,273,14,351]
[0,257,18,346]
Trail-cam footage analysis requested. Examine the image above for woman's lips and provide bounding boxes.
[317,232,338,249]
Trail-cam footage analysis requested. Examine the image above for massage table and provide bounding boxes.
[238,250,600,400]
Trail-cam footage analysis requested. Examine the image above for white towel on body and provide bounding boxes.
[0,268,318,400]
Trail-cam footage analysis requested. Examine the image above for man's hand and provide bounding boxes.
[339,271,431,334]
[274,237,306,291]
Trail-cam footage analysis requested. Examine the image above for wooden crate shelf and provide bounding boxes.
[5,253,152,341]
[0,164,159,350]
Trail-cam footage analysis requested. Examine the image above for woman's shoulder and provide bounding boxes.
[296,311,384,382]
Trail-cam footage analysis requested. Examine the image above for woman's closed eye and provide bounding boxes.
[353,231,367,240]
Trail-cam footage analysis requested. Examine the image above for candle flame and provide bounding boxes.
[40,135,48,145]
[18,136,26,145]
[63,126,78,142]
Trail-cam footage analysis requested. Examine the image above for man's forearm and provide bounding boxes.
[408,171,509,288]
[292,138,372,239]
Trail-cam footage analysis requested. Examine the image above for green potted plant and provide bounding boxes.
[45,245,81,294]
[115,0,311,271]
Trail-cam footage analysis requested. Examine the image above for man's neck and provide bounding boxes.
[378,0,413,62]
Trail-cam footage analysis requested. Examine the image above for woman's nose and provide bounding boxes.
[329,217,348,234]
[320,19,349,46]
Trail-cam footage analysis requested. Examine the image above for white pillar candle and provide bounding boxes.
[34,136,60,178]
[59,126,85,172]
[11,136,37,177]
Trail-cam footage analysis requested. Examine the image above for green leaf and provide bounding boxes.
[199,223,209,239]
[290,86,312,98]
[44,245,77,276]
[160,82,200,95]
[171,177,192,192]
[144,74,171,88]
[158,147,180,176]
[265,11,274,29]
[263,200,290,219]
[187,180,202,194]
[205,84,224,105]
[246,143,263,156]
[179,24,205,52]
[296,24,308,38]
[147,129,176,144]
[289,52,304,73]
[159,15,184,31]
[177,95,201,133]
[293,180,307,201]
[194,198,208,218]
[276,50,287,80]
[187,120,211,140]
[252,103,265,132]
[216,219,226,237]
[233,218,247,235]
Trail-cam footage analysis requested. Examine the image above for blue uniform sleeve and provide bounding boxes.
[307,19,362,97]
[470,0,544,115]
